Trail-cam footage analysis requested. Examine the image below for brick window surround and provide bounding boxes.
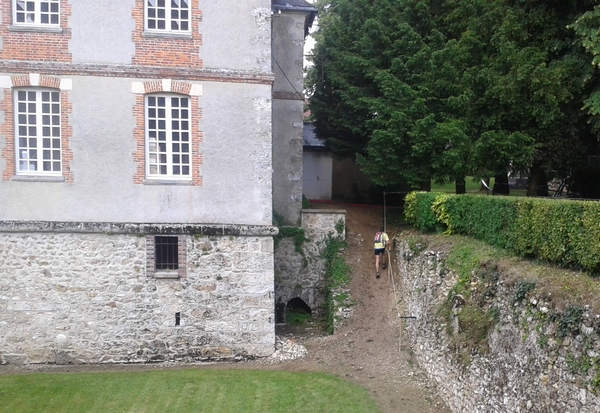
[132,79,203,185]
[132,0,203,68]
[1,74,74,182]
[146,235,187,278]
[1,1,72,63]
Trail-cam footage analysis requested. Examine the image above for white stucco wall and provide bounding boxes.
[69,0,137,64]
[0,76,272,225]
[201,1,272,73]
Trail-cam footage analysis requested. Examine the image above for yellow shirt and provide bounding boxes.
[374,232,389,249]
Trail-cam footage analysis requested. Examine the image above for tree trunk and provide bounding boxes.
[420,179,431,192]
[455,178,466,194]
[527,165,548,197]
[492,172,510,195]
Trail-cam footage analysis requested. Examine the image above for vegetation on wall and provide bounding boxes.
[409,233,600,391]
[321,231,351,334]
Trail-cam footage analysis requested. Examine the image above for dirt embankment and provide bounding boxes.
[270,204,451,413]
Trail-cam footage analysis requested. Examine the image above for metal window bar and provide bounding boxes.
[155,236,179,270]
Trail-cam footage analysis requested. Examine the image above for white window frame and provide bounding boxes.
[14,89,62,176]
[145,94,192,180]
[144,0,191,34]
[13,0,60,27]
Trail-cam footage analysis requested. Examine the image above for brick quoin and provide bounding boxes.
[132,86,203,186]
[0,1,72,63]
[132,1,203,68]
[1,91,15,181]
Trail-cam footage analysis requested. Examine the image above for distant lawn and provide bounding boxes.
[0,369,382,413]
[431,178,492,193]
[431,178,528,197]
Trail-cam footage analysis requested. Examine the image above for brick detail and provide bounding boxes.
[0,1,72,62]
[40,75,61,89]
[172,81,192,95]
[1,91,15,181]
[132,1,203,68]
[60,90,74,183]
[11,75,30,87]
[145,235,187,278]
[132,91,203,186]
[144,80,163,94]
[0,83,73,182]
[9,74,63,89]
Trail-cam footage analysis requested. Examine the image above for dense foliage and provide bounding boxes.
[404,191,600,273]
[308,0,600,195]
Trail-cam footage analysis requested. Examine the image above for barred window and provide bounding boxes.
[146,95,191,180]
[145,0,190,32]
[155,236,179,270]
[15,89,62,175]
[14,0,60,26]
[147,235,185,279]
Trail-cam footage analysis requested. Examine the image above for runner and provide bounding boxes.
[373,228,389,278]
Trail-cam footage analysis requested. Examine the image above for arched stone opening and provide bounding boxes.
[284,297,312,324]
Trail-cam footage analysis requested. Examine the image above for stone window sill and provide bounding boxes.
[11,175,65,182]
[142,179,193,186]
[8,25,63,34]
[154,271,180,279]
[143,31,192,40]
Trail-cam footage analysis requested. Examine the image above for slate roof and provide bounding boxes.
[303,122,328,150]
[272,0,318,36]
[272,0,315,9]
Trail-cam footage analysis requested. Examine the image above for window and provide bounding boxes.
[155,236,179,270]
[14,0,60,26]
[146,235,186,278]
[145,0,190,32]
[15,89,62,175]
[145,95,191,180]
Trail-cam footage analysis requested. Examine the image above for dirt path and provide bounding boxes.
[267,204,452,413]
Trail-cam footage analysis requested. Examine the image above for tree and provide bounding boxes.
[308,0,599,196]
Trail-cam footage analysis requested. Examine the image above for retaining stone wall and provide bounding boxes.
[0,225,275,365]
[396,239,600,413]
[274,209,345,319]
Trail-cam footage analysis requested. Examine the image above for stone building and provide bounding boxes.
[272,0,317,225]
[0,1,282,364]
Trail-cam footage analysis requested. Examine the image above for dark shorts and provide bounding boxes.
[374,248,385,256]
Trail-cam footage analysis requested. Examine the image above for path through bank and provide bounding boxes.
[271,204,452,413]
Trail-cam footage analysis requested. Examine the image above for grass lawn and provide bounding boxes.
[431,178,527,197]
[0,369,382,413]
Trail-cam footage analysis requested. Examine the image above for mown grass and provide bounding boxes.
[431,178,528,197]
[0,369,381,413]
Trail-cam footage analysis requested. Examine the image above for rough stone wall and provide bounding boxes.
[396,239,600,413]
[274,209,345,320]
[0,228,275,365]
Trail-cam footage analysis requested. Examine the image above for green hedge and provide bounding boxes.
[404,191,600,273]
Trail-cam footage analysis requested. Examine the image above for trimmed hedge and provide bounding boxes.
[404,191,600,273]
